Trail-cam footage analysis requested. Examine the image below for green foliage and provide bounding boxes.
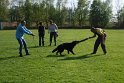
[0,0,9,21]
[90,0,112,28]
[117,6,124,28]
[76,0,89,26]
[0,29,124,82]
[23,0,33,26]
[0,0,120,29]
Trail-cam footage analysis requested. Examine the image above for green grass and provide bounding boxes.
[0,29,124,83]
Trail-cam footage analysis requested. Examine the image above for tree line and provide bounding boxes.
[0,0,124,28]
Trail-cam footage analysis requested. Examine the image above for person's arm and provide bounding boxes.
[54,23,58,32]
[22,26,35,36]
[48,26,50,33]
[103,30,107,37]
[44,26,45,32]
[89,33,96,39]
[38,26,40,33]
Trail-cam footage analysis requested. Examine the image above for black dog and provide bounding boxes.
[52,38,89,55]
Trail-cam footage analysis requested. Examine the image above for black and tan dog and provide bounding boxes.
[52,38,89,55]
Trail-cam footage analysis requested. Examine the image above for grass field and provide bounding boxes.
[0,29,124,83]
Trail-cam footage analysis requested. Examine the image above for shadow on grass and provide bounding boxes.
[28,45,52,48]
[47,54,66,57]
[59,53,102,61]
[28,46,41,48]
[0,56,19,61]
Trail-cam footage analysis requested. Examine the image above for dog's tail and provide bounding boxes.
[52,47,58,53]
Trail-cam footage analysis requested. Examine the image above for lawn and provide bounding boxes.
[0,29,124,83]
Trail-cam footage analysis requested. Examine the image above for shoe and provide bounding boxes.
[26,53,30,55]
[104,52,107,55]
[19,54,23,57]
[91,52,96,54]
[55,42,56,46]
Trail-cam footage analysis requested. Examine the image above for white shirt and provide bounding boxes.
[48,23,58,33]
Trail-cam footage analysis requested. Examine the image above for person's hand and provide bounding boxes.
[31,34,35,36]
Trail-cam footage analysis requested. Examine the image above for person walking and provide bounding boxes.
[89,27,107,55]
[16,20,35,57]
[48,20,58,46]
[38,22,45,46]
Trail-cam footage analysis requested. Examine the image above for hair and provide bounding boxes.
[49,20,53,24]
[39,21,42,25]
[91,27,96,32]
[21,20,26,24]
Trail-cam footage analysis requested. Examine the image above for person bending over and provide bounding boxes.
[89,27,107,55]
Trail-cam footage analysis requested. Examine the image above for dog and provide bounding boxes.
[52,38,89,55]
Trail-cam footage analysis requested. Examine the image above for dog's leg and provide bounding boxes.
[56,51,59,55]
[70,50,75,55]
[60,52,62,56]
[68,50,70,54]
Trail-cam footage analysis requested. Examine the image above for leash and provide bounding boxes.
[31,36,42,57]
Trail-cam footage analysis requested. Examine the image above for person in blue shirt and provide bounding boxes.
[16,20,35,57]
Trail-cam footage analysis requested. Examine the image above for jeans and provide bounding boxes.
[39,34,45,46]
[17,38,29,55]
[50,32,57,45]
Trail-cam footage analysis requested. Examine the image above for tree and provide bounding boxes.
[0,0,9,21]
[23,0,33,26]
[115,0,123,28]
[76,0,89,26]
[117,7,124,28]
[9,0,25,22]
[89,0,112,28]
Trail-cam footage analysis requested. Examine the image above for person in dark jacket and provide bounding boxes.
[38,22,45,46]
[89,27,107,55]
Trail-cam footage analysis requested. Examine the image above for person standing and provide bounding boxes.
[16,20,35,57]
[48,20,58,46]
[89,27,107,55]
[38,22,45,46]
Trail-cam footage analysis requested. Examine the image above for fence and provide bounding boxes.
[0,22,18,30]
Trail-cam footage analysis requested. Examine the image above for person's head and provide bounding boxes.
[49,20,53,24]
[39,21,43,25]
[91,27,96,32]
[21,20,26,26]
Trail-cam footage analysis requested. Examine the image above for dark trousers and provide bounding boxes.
[17,38,29,55]
[50,32,57,46]
[93,36,107,54]
[39,35,44,46]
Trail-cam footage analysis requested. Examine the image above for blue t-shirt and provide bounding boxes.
[16,24,32,39]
